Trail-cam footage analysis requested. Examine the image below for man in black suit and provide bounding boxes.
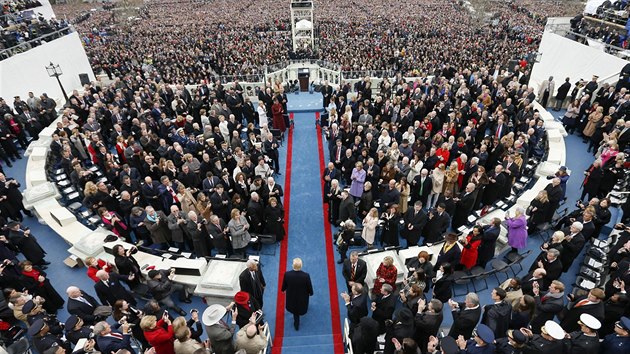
[342,252,367,292]
[93,320,135,354]
[520,267,546,297]
[400,201,428,246]
[535,248,563,290]
[201,172,222,196]
[337,190,357,225]
[414,298,444,351]
[330,139,346,170]
[94,270,136,307]
[411,169,432,206]
[481,287,512,339]
[492,118,508,140]
[66,286,104,326]
[447,293,482,339]
[206,214,230,255]
[246,192,265,233]
[239,259,266,308]
[141,176,162,211]
[422,203,450,244]
[477,218,501,268]
[530,280,565,334]
[341,283,369,333]
[560,222,586,273]
[371,284,397,334]
[452,183,476,230]
[544,178,564,221]
[559,288,606,333]
[321,81,333,108]
[435,233,461,269]
[281,258,313,331]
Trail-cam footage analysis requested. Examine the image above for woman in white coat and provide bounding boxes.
[257,101,268,128]
[361,207,379,248]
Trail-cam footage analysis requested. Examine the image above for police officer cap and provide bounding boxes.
[440,336,459,354]
[543,320,565,340]
[43,343,60,354]
[476,324,495,344]
[27,318,45,336]
[579,313,601,330]
[22,300,35,314]
[65,315,79,329]
[508,329,527,344]
[619,316,630,330]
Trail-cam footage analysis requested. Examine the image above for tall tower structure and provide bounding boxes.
[290,0,314,51]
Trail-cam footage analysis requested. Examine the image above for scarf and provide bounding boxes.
[146,213,157,223]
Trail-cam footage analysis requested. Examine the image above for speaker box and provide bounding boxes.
[79,73,90,86]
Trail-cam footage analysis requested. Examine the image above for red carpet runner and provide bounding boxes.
[272,116,293,354]
[316,112,345,354]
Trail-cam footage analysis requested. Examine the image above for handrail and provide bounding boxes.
[0,25,74,60]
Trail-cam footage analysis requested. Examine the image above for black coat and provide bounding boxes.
[239,268,266,308]
[432,275,453,303]
[400,208,428,245]
[414,311,443,352]
[338,197,357,223]
[423,212,450,244]
[435,242,461,269]
[559,297,605,333]
[67,291,101,324]
[481,301,512,339]
[448,305,481,338]
[530,292,564,333]
[94,273,136,306]
[346,291,369,328]
[372,294,396,333]
[342,258,368,287]
[477,225,500,267]
[452,191,476,229]
[281,270,313,315]
[8,229,46,265]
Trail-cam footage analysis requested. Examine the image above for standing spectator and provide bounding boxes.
[228,208,251,257]
[481,287,512,339]
[447,293,482,339]
[141,314,176,354]
[281,258,313,331]
[530,280,565,334]
[459,226,482,270]
[553,77,571,111]
[505,207,528,253]
[477,218,501,268]
[202,304,236,354]
[238,259,266,309]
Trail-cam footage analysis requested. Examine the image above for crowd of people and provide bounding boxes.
[0,13,70,58]
[0,0,629,354]
[1,0,42,15]
[45,0,584,85]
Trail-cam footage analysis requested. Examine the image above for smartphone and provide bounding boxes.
[254,310,263,324]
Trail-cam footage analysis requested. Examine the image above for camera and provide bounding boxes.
[130,247,138,255]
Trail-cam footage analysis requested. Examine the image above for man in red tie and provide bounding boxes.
[559,288,605,333]
[158,176,180,213]
[94,320,134,353]
[341,251,367,293]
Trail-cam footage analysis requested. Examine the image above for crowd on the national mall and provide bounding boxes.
[0,0,629,354]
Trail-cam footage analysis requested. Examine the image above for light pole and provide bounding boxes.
[45,62,69,103]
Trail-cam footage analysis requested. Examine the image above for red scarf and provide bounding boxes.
[22,269,44,287]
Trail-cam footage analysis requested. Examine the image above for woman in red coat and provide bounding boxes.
[271,98,286,133]
[140,314,175,354]
[372,256,398,296]
[459,225,483,270]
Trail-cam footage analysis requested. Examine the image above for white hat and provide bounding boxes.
[579,313,601,330]
[543,320,565,340]
[202,304,227,326]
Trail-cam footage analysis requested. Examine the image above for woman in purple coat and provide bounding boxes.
[349,161,366,199]
[505,206,528,253]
